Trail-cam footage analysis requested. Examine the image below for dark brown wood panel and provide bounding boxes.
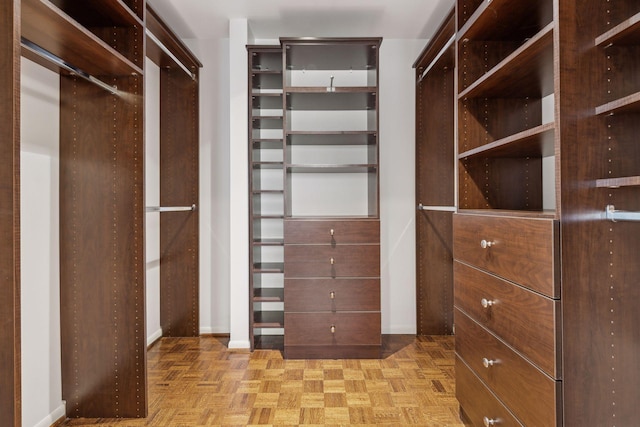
[454,261,560,378]
[160,66,200,337]
[284,219,379,244]
[284,345,381,360]
[455,356,523,427]
[455,309,561,426]
[453,213,559,297]
[0,2,21,424]
[284,244,380,278]
[284,312,381,346]
[60,75,147,418]
[284,278,380,312]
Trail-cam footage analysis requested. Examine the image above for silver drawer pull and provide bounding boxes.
[330,228,335,236]
[330,325,336,334]
[481,298,494,308]
[330,257,335,265]
[330,291,335,299]
[483,416,499,426]
[480,239,493,249]
[482,358,498,368]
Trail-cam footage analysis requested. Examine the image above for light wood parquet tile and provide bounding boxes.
[60,335,470,426]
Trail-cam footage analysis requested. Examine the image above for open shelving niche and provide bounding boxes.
[457,0,557,217]
[248,46,285,349]
[282,39,381,218]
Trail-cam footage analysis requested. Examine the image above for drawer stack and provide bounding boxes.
[453,213,562,426]
[284,219,381,358]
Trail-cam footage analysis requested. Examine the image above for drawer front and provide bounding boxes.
[453,213,559,298]
[454,261,560,378]
[456,356,523,427]
[455,309,561,427]
[284,245,380,277]
[285,278,380,312]
[284,219,380,244]
[285,312,381,346]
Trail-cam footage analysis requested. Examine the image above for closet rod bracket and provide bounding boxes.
[417,203,456,212]
[605,204,640,222]
[146,204,197,213]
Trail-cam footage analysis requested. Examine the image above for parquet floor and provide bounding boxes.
[61,335,469,426]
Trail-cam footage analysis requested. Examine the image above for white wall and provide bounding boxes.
[145,58,162,345]
[20,58,65,427]
[379,39,425,334]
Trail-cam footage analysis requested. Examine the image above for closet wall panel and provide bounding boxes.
[159,67,200,337]
[59,75,147,418]
[0,1,21,424]
[413,8,455,335]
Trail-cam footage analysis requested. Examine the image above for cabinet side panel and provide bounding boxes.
[159,68,200,337]
[60,75,147,418]
[0,1,21,424]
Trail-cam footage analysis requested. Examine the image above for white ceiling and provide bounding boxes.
[147,0,455,41]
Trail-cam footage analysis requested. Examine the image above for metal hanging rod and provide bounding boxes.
[146,204,197,213]
[605,205,640,222]
[146,29,196,81]
[417,203,456,212]
[418,35,455,83]
[21,38,119,95]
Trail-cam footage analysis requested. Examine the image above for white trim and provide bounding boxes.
[227,340,251,349]
[33,402,66,427]
[199,326,229,335]
[147,328,163,347]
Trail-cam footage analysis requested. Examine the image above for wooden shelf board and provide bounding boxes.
[286,90,376,111]
[254,289,285,302]
[254,311,285,328]
[595,91,640,115]
[253,238,285,246]
[458,122,555,159]
[253,214,285,220]
[251,70,283,75]
[595,11,640,47]
[596,176,640,188]
[287,131,376,145]
[287,164,378,173]
[253,263,285,273]
[459,23,554,99]
[49,0,143,27]
[286,86,376,93]
[252,189,284,194]
[457,209,557,219]
[22,0,143,76]
[252,161,284,169]
[458,0,552,42]
[285,214,380,220]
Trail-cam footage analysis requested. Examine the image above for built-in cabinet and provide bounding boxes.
[413,8,456,335]
[450,0,640,426]
[1,1,200,422]
[248,38,383,358]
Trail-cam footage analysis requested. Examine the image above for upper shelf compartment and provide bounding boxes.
[457,0,554,93]
[595,11,640,47]
[48,0,143,27]
[22,0,143,76]
[458,0,553,42]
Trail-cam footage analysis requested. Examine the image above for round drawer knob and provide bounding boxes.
[481,298,494,308]
[330,291,335,299]
[480,239,493,249]
[482,358,497,368]
[330,325,336,334]
[483,416,499,426]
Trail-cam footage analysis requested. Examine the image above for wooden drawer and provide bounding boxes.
[285,278,380,312]
[456,356,523,427]
[284,244,380,277]
[284,312,380,346]
[454,261,561,378]
[453,213,559,298]
[284,219,380,244]
[455,309,561,427]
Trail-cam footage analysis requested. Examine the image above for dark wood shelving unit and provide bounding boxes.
[458,122,555,159]
[594,11,640,46]
[248,45,286,351]
[595,91,640,115]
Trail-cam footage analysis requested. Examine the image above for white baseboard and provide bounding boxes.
[383,325,418,335]
[147,328,162,347]
[227,340,251,349]
[199,326,229,335]
[33,402,65,427]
